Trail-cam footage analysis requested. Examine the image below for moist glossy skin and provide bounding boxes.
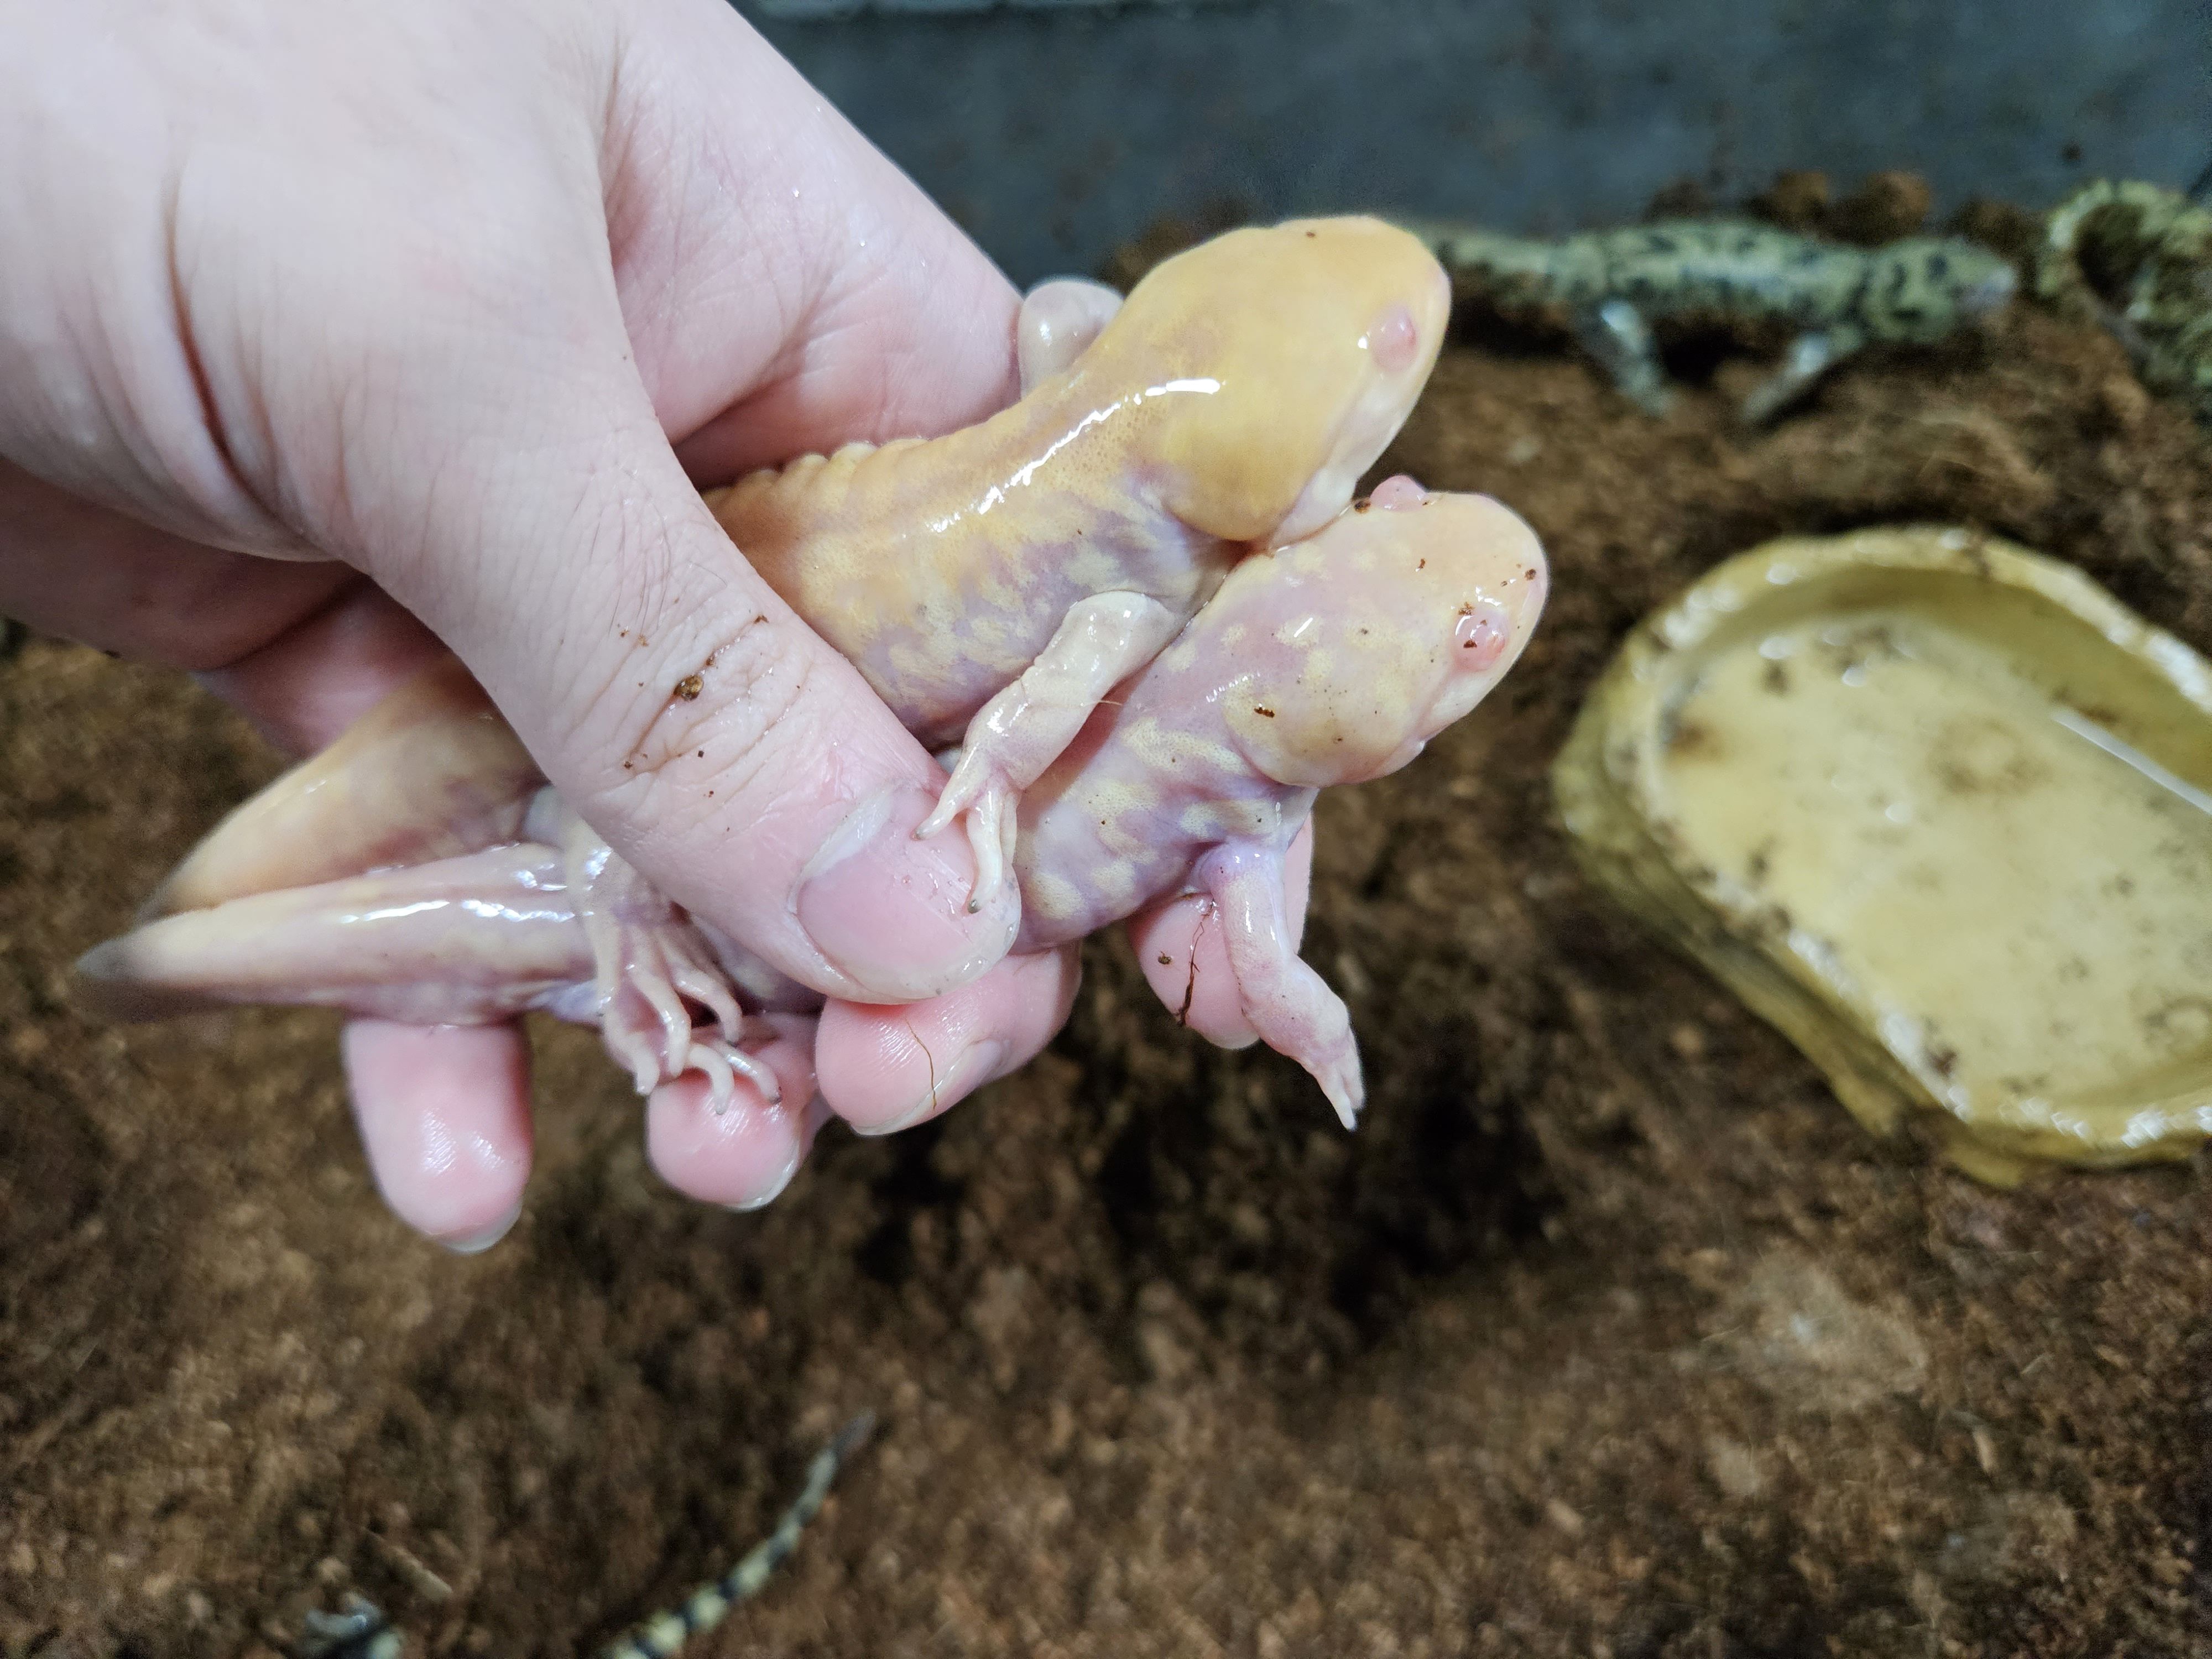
[710,216,1452,910]
[1015,481,1543,947]
[77,482,1545,1128]
[708,215,1451,744]
[148,655,538,917]
[1012,478,1546,1123]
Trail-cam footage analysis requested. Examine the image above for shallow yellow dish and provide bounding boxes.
[1554,525,2212,1183]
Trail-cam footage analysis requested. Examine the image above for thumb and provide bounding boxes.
[366,375,1019,1006]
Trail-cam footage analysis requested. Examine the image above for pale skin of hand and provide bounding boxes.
[1,0,1311,1247]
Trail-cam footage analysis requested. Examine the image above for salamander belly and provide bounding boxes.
[1013,717,1290,951]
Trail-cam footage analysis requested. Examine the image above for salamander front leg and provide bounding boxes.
[1197,841,1365,1128]
[1572,299,1673,415]
[921,591,1182,911]
[1740,324,1866,424]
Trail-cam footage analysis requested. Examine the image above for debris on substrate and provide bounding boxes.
[4,182,2210,1656]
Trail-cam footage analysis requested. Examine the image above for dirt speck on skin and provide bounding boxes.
[6,193,2212,1657]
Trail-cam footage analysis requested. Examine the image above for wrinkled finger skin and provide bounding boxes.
[8,0,1036,1005]
[1,0,1077,1238]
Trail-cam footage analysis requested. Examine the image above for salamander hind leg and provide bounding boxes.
[920,591,1183,911]
[1198,842,1365,1128]
[544,798,779,1109]
[1740,325,1865,424]
[1572,299,1673,415]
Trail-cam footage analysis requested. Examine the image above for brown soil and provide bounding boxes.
[6,202,2212,1658]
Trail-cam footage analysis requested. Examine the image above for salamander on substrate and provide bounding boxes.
[284,1418,872,1659]
[597,1415,874,1659]
[2037,178,2212,428]
[1398,217,2017,422]
[295,1595,403,1659]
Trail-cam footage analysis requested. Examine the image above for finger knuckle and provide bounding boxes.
[582,598,822,845]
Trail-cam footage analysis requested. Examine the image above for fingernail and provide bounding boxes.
[721,1141,802,1213]
[794,784,1019,1000]
[440,1201,521,1255]
[857,1040,1007,1137]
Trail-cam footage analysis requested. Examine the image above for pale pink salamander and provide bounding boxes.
[77,479,1544,1126]
[708,215,1450,905]
[1007,477,1543,1120]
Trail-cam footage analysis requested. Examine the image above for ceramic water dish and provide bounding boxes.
[1554,525,2212,1183]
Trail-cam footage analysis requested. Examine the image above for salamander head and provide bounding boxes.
[1082,216,1450,546]
[1859,238,2018,343]
[1215,478,1547,789]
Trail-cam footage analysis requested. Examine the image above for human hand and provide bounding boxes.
[0,0,1058,1244]
[2,2,1319,1245]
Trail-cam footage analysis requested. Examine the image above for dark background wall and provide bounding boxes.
[738,0,2210,283]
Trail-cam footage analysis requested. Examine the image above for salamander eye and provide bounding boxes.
[1453,601,1516,671]
[1363,304,1422,373]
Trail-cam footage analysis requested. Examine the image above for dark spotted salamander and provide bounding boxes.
[1399,217,2017,422]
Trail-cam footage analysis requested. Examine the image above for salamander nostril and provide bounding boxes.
[1366,304,1422,373]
